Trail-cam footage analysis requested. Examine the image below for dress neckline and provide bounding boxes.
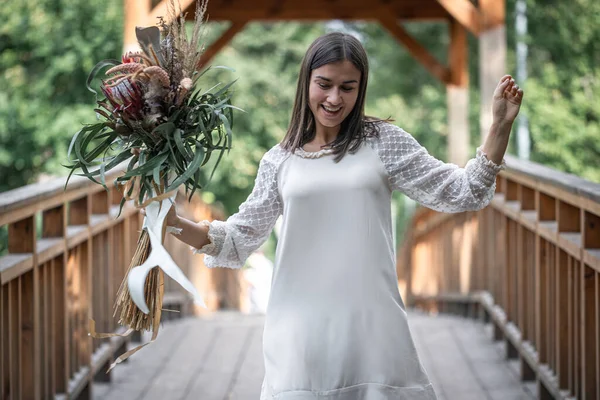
[295,146,335,159]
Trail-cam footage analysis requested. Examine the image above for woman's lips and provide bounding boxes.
[321,104,342,117]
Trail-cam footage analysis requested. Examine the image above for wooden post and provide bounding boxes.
[478,0,506,143]
[123,0,152,54]
[447,18,469,166]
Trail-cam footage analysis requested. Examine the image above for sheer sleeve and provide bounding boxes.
[371,123,506,213]
[191,147,285,269]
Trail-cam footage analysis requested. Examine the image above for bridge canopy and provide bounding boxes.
[125,0,507,166]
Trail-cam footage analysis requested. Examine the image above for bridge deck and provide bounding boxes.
[93,310,536,400]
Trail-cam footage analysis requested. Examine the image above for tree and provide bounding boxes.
[0,0,124,191]
[514,0,600,182]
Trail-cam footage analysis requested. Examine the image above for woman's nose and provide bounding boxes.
[327,89,342,105]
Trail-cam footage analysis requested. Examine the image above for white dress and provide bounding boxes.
[193,122,506,400]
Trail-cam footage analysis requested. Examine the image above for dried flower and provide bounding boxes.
[180,77,192,90]
[106,63,145,76]
[143,66,170,88]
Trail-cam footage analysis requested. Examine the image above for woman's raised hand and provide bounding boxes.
[492,75,524,124]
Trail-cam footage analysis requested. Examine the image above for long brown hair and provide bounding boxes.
[280,32,386,163]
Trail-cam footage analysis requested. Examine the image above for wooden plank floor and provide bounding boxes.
[93,310,537,400]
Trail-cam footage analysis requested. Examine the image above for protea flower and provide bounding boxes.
[100,78,145,122]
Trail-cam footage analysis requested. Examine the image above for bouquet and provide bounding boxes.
[64,0,238,369]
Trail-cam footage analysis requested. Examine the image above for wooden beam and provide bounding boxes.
[447,18,469,166]
[182,4,449,22]
[123,0,152,53]
[449,17,468,87]
[378,15,450,84]
[148,0,197,26]
[197,21,247,69]
[436,0,482,36]
[479,0,505,29]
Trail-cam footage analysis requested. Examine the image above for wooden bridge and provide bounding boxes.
[91,311,536,400]
[1,0,600,399]
[1,147,599,400]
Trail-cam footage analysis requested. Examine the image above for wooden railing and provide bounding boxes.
[399,154,600,400]
[0,169,244,399]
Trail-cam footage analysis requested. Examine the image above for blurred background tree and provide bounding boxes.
[1,0,599,255]
[518,0,600,182]
[0,0,123,191]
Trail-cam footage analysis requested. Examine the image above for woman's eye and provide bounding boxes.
[342,87,354,92]
[318,83,330,89]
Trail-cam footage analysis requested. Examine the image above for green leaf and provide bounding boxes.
[79,150,131,177]
[78,162,104,188]
[189,164,203,201]
[86,59,121,97]
[166,139,184,171]
[117,151,169,180]
[212,79,237,99]
[152,164,161,187]
[73,124,111,166]
[217,113,232,154]
[116,196,127,219]
[67,128,84,160]
[174,129,193,161]
[78,135,116,167]
[165,142,204,192]
[99,163,106,189]
[208,144,226,183]
[222,104,246,113]
[63,166,77,191]
[152,122,176,139]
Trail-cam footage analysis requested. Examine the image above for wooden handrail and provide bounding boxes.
[0,168,241,399]
[399,155,600,400]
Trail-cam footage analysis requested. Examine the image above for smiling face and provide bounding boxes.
[308,60,361,137]
[282,32,371,156]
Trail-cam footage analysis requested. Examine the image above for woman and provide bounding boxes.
[166,32,523,399]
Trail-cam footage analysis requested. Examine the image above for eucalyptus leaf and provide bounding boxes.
[116,196,127,218]
[86,59,120,98]
[165,142,204,192]
[117,151,168,180]
[217,113,232,155]
[210,65,236,72]
[212,79,237,98]
[152,122,176,138]
[174,129,193,161]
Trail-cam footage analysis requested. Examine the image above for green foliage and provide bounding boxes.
[64,69,236,213]
[515,0,600,182]
[1,0,599,260]
[0,0,124,191]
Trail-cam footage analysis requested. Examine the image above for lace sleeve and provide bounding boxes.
[191,149,284,269]
[372,123,506,213]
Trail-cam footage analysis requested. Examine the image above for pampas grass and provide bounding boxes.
[113,229,163,331]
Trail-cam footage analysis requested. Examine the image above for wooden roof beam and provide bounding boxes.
[148,0,197,25]
[180,3,449,22]
[479,0,505,28]
[448,18,468,87]
[197,20,248,69]
[378,15,450,84]
[436,0,482,36]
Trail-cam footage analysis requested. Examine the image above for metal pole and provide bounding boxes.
[515,0,530,160]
